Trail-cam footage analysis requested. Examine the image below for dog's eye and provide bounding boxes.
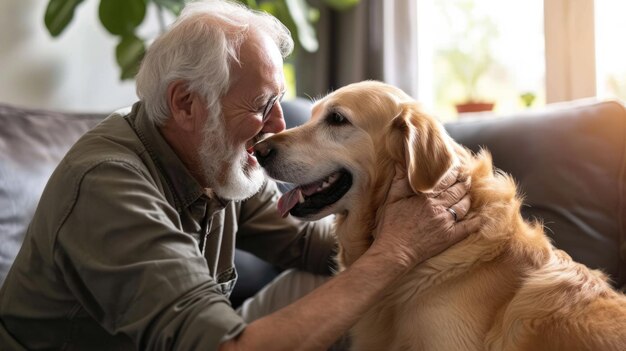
[327,112,348,125]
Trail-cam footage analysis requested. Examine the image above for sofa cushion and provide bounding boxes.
[445,99,626,288]
[0,104,105,284]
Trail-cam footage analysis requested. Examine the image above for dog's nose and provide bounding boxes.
[253,140,276,167]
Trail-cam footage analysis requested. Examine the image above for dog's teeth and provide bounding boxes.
[298,192,305,203]
[322,181,329,188]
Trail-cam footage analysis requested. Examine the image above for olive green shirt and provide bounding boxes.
[0,102,335,350]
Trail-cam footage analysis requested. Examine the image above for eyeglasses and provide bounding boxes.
[262,91,286,122]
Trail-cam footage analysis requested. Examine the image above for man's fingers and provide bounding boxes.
[386,165,415,201]
[452,216,483,241]
[392,164,407,181]
[449,194,471,220]
[432,181,466,207]
[432,167,460,193]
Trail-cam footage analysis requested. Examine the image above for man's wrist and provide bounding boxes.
[362,241,417,276]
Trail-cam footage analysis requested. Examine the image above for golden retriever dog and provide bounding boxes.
[254,81,626,350]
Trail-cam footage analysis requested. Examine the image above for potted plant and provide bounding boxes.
[436,0,497,114]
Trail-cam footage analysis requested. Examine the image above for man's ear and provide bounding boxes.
[385,103,454,193]
[167,80,198,131]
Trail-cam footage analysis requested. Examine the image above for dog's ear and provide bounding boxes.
[385,103,454,193]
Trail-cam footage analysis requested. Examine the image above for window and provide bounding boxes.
[416,0,625,120]
[595,0,626,101]
[417,0,546,120]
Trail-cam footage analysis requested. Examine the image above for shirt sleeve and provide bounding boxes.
[235,179,337,275]
[54,160,245,350]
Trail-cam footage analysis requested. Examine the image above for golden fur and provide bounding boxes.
[263,81,626,350]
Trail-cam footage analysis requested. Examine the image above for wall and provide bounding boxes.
[0,0,164,113]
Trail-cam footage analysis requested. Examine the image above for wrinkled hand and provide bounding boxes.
[372,166,481,269]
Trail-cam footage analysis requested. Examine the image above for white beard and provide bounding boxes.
[199,116,265,201]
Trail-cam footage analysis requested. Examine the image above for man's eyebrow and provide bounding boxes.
[253,93,272,105]
[254,89,287,105]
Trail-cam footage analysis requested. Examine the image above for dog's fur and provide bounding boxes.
[260,81,626,350]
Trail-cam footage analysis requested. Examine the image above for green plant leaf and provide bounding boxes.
[284,0,318,52]
[153,0,186,16]
[44,0,85,37]
[520,92,536,107]
[116,34,146,80]
[308,7,320,23]
[323,0,360,11]
[259,2,278,14]
[260,1,300,50]
[99,0,147,36]
[236,0,259,9]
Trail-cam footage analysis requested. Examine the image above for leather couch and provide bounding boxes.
[1,98,625,312]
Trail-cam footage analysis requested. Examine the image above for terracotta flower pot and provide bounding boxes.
[455,102,495,114]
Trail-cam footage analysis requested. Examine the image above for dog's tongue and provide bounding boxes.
[278,188,301,218]
[277,182,321,217]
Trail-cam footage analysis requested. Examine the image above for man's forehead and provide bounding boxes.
[240,30,281,65]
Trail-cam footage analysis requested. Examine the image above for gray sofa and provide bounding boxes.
[1,98,625,311]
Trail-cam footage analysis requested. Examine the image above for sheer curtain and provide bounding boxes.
[294,0,419,99]
[381,0,419,98]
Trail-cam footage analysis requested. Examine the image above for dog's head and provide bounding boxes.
[254,81,457,220]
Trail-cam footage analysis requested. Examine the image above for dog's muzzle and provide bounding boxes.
[253,139,276,167]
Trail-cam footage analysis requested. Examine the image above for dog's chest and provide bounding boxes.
[352,264,516,351]
[352,296,489,351]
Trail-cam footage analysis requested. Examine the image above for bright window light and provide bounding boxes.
[595,0,626,102]
[417,0,545,121]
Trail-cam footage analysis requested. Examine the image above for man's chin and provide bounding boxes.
[213,168,265,201]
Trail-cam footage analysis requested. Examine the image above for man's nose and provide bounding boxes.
[262,102,286,134]
[253,139,276,167]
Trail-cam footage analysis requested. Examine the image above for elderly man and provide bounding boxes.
[0,1,477,350]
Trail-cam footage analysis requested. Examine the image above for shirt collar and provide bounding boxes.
[126,101,212,212]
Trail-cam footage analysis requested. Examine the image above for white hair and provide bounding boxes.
[136,0,294,125]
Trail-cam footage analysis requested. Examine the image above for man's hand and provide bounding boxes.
[371,166,481,270]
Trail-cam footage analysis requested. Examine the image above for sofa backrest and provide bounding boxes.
[446,99,626,289]
[1,99,625,291]
[0,104,106,284]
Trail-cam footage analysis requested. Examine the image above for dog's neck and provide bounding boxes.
[336,156,398,268]
[413,150,552,292]
[335,148,552,292]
